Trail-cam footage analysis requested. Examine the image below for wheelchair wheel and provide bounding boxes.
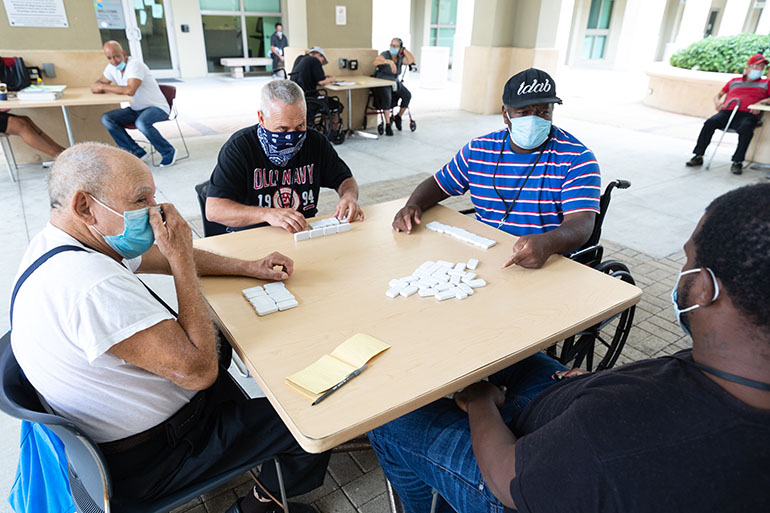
[410,119,416,132]
[546,260,636,371]
[377,123,384,135]
[329,129,346,145]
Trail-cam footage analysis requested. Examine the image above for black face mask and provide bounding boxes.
[672,354,770,391]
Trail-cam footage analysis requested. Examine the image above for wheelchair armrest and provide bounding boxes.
[569,244,604,267]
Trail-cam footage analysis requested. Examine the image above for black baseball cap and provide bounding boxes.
[502,68,562,109]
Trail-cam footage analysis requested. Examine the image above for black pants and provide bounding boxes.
[693,109,759,162]
[103,370,330,503]
[373,81,411,112]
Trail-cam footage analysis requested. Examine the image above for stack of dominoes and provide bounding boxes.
[425,221,496,250]
[242,282,298,316]
[294,217,351,242]
[385,259,486,301]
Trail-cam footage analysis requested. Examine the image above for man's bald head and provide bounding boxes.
[103,40,127,67]
[48,143,145,210]
[103,40,123,54]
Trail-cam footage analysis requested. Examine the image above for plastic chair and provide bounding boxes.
[126,84,190,166]
[194,180,228,238]
[0,132,18,182]
[0,331,289,513]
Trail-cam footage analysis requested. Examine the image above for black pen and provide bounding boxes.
[312,364,368,406]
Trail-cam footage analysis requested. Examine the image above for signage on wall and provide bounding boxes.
[3,0,69,27]
[336,5,346,25]
[94,0,126,29]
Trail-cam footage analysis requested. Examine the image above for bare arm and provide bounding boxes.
[92,78,141,96]
[334,177,364,222]
[373,54,389,66]
[402,49,416,66]
[108,204,218,390]
[503,211,595,269]
[271,45,284,61]
[206,196,309,233]
[392,176,449,233]
[714,91,726,110]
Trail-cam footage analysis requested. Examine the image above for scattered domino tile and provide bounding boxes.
[385,259,487,302]
[243,282,299,316]
[294,219,351,242]
[425,221,496,250]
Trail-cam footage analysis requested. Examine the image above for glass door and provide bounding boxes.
[582,0,614,60]
[95,0,180,78]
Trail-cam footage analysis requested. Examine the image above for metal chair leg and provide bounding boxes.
[233,352,250,378]
[1,136,17,182]
[385,477,401,513]
[274,458,289,512]
[429,489,439,513]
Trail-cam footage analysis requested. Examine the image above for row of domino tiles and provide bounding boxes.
[386,258,485,301]
[294,216,351,241]
[242,281,298,316]
[425,221,496,250]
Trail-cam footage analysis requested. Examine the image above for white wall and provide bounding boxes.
[717,0,751,35]
[169,0,208,78]
[452,0,474,81]
[372,0,411,51]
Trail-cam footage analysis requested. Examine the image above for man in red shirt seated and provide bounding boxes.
[686,53,769,175]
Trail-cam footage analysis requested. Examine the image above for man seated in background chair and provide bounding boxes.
[392,68,600,269]
[371,183,770,513]
[206,79,362,233]
[10,143,328,513]
[0,110,64,159]
[372,37,415,136]
[685,53,770,175]
[91,40,178,167]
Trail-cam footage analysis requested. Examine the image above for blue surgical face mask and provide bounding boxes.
[389,47,398,56]
[506,112,551,150]
[257,124,307,167]
[748,69,763,80]
[90,195,157,259]
[115,61,127,72]
[671,267,720,338]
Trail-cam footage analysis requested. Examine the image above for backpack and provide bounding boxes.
[0,57,32,91]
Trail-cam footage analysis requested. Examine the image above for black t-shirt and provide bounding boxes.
[507,350,770,512]
[291,54,325,92]
[374,50,402,80]
[207,125,352,226]
[270,33,288,68]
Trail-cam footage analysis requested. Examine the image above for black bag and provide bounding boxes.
[0,57,32,92]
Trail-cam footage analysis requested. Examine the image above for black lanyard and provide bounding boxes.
[671,354,770,392]
[492,133,549,229]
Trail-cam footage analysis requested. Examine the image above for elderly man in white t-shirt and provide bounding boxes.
[91,40,177,167]
[10,143,325,513]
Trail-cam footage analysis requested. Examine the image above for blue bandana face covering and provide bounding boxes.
[90,195,157,259]
[506,112,552,150]
[257,124,307,167]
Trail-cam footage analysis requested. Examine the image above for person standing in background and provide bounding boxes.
[270,23,289,79]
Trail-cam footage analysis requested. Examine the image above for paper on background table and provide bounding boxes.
[286,333,390,396]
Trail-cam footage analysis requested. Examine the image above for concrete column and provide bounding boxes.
[285,0,308,50]
[452,0,475,81]
[461,0,565,114]
[674,0,711,48]
[757,5,770,34]
[717,0,752,36]
[613,0,668,70]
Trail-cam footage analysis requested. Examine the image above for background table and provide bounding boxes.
[194,199,641,453]
[0,87,127,146]
[324,76,394,139]
[748,102,770,168]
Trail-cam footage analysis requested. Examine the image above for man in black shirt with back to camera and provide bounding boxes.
[369,183,770,512]
[206,79,362,233]
[290,46,335,92]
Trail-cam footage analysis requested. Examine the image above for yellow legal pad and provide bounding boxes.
[286,333,390,398]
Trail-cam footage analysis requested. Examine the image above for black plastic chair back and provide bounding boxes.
[195,181,228,237]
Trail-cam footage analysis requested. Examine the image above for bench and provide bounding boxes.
[219,57,273,78]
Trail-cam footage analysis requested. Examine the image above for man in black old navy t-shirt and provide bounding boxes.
[206,79,361,233]
[369,184,770,512]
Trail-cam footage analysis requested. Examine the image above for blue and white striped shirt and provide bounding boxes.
[434,126,601,236]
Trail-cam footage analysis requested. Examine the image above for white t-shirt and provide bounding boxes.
[103,58,170,114]
[10,224,195,443]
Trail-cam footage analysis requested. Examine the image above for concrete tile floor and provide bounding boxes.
[0,68,767,512]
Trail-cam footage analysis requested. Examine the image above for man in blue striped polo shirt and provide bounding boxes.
[392,68,601,269]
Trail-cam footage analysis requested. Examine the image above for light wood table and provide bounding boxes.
[194,199,642,453]
[0,87,127,146]
[324,75,395,139]
[748,102,770,171]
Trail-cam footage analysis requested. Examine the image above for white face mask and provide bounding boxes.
[670,267,719,338]
[276,30,283,38]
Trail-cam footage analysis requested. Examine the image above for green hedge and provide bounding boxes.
[669,33,770,73]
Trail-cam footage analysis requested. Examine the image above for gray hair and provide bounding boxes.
[48,142,121,209]
[261,79,306,118]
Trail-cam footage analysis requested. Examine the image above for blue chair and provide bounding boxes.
[0,331,289,513]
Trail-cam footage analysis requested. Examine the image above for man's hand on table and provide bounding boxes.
[263,207,309,234]
[454,381,506,414]
[245,251,294,281]
[334,196,364,223]
[750,109,760,116]
[503,234,551,269]
[392,204,422,233]
[91,83,105,94]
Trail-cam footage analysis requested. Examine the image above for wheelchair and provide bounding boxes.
[363,63,417,135]
[460,179,636,371]
[305,89,346,145]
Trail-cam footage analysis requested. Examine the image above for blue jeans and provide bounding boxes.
[369,352,567,513]
[101,106,174,158]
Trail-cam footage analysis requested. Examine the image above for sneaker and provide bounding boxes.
[42,161,54,168]
[393,114,402,131]
[730,161,743,175]
[685,155,703,167]
[159,148,177,167]
[385,123,393,136]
